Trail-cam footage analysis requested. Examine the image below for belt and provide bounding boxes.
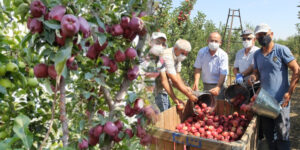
[203,83,218,85]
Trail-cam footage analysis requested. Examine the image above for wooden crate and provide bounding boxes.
[150,100,258,150]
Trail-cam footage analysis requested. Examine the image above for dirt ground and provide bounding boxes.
[258,86,300,150]
[290,86,300,150]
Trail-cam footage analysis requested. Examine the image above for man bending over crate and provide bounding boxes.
[148,34,197,112]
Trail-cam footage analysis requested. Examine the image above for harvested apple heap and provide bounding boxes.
[240,95,257,112]
[175,102,251,142]
[28,0,145,88]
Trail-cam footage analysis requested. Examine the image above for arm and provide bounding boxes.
[282,60,300,107]
[193,68,201,91]
[167,72,198,102]
[241,65,254,77]
[160,71,183,104]
[174,73,192,92]
[233,68,239,76]
[209,74,226,96]
[248,69,260,85]
[210,53,228,96]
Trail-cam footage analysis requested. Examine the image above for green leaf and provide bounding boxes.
[83,91,91,99]
[42,80,53,95]
[118,131,124,139]
[15,3,29,15]
[79,120,85,131]
[94,77,108,87]
[3,0,11,9]
[99,133,106,144]
[0,85,7,95]
[128,92,137,103]
[96,33,107,46]
[95,16,105,31]
[0,53,8,63]
[55,40,73,78]
[41,29,55,45]
[128,0,136,10]
[0,136,19,149]
[0,142,11,150]
[43,20,61,30]
[84,72,94,80]
[13,115,33,150]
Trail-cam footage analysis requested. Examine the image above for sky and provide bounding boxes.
[172,0,300,40]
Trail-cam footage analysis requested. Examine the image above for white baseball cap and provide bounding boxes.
[151,32,167,40]
[254,23,271,34]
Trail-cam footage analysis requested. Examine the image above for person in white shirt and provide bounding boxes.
[193,32,228,99]
[233,29,259,85]
[159,39,198,105]
[148,35,197,111]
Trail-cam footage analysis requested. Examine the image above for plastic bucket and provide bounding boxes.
[192,91,217,111]
[251,88,281,119]
[224,84,250,107]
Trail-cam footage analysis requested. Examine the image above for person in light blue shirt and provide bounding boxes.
[248,23,299,150]
[193,32,228,99]
[233,29,259,85]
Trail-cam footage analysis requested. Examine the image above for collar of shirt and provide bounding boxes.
[172,47,178,61]
[205,46,221,57]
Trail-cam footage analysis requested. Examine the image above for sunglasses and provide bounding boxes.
[242,38,252,41]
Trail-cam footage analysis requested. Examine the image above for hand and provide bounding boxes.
[209,86,220,96]
[192,83,198,91]
[189,95,198,102]
[248,75,256,86]
[282,92,291,107]
[235,73,243,84]
[174,98,184,105]
[187,86,193,93]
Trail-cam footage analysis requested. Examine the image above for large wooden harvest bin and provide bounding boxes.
[150,100,258,150]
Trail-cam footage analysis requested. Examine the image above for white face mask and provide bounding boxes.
[176,54,187,62]
[208,42,219,51]
[149,44,164,56]
[242,40,253,49]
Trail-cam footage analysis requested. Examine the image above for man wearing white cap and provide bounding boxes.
[148,34,197,112]
[248,23,299,150]
[233,29,259,85]
[193,32,229,99]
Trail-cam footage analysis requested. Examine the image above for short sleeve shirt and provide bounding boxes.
[161,47,182,74]
[194,47,229,84]
[234,46,260,73]
[253,44,294,102]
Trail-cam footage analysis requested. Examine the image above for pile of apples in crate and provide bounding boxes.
[175,102,251,142]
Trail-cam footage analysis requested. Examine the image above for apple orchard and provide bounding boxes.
[0,0,259,149]
[0,0,161,149]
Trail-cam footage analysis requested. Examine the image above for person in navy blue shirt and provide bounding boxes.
[248,23,299,150]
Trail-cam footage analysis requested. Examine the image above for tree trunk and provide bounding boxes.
[59,78,69,146]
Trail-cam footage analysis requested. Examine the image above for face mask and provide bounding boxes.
[176,54,186,62]
[242,40,253,48]
[208,42,219,51]
[258,35,272,47]
[149,44,164,56]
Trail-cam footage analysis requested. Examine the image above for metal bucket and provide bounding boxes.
[251,88,281,119]
[224,84,250,107]
[192,91,217,111]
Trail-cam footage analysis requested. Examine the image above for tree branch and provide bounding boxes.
[100,86,115,111]
[115,78,132,102]
[39,83,59,150]
[59,78,69,146]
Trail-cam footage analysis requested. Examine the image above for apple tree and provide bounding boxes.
[0,0,160,149]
